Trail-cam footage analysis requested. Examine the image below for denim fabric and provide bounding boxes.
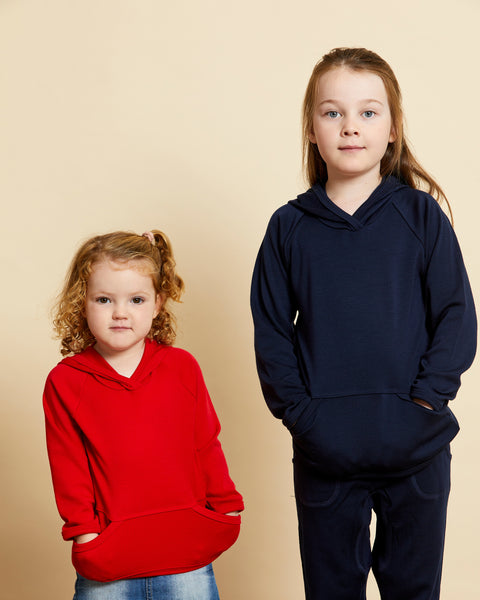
[73,564,220,600]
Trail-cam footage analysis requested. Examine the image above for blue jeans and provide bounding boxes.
[73,564,220,600]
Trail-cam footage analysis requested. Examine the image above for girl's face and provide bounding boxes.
[85,259,161,363]
[309,67,396,186]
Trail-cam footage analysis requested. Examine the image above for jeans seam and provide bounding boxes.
[145,577,153,600]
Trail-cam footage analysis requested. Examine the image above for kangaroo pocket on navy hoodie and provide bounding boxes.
[72,506,241,582]
[291,394,459,478]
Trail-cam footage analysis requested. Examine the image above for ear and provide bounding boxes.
[154,294,164,318]
[308,130,317,144]
[389,125,397,143]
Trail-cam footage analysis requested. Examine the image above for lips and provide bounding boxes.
[339,145,364,150]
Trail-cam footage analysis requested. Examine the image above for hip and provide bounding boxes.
[73,563,219,600]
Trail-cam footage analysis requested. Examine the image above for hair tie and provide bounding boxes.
[142,231,155,245]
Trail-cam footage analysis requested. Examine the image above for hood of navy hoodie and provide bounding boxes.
[288,176,409,230]
[60,339,168,391]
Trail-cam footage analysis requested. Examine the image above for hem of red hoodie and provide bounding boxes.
[71,505,241,582]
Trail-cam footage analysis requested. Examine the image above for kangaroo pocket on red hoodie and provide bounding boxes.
[291,393,459,478]
[72,506,241,582]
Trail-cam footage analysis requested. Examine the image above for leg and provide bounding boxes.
[294,454,372,600]
[372,448,451,600]
[151,564,220,600]
[73,574,143,600]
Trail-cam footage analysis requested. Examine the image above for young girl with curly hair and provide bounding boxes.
[251,48,476,599]
[44,230,243,600]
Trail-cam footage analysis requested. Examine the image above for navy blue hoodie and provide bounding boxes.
[251,177,476,478]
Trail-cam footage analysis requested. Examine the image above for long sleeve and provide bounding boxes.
[410,206,477,410]
[193,363,244,514]
[43,370,101,540]
[250,210,313,432]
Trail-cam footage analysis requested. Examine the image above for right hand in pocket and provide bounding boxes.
[74,533,99,544]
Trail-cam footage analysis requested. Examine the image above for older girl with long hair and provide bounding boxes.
[251,48,476,599]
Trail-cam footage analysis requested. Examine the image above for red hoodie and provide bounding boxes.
[43,339,243,582]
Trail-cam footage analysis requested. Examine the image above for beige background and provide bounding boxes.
[1,1,479,598]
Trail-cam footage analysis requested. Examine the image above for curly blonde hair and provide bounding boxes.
[53,230,184,355]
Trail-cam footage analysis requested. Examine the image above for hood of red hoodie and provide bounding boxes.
[59,339,169,391]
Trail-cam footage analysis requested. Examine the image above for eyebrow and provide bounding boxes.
[88,289,154,296]
[318,98,385,106]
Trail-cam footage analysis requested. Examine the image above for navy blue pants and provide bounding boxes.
[294,448,451,600]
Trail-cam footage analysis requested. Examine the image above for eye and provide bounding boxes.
[362,110,375,118]
[95,297,110,304]
[326,110,340,119]
[131,297,145,304]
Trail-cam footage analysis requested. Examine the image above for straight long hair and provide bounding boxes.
[302,48,451,218]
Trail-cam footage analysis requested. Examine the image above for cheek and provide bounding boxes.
[309,116,327,144]
[84,311,97,332]
[313,122,335,146]
[373,122,395,147]
[84,305,104,329]
[384,114,396,143]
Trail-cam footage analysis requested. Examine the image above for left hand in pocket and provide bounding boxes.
[413,398,434,410]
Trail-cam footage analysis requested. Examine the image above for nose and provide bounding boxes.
[341,117,359,137]
[112,303,127,319]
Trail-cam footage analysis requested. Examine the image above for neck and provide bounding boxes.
[94,341,146,378]
[325,172,382,215]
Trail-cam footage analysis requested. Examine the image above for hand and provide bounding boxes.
[413,398,434,411]
[74,533,99,544]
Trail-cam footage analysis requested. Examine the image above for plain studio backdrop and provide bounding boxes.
[1,1,478,598]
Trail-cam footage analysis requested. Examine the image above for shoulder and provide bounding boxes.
[391,186,453,244]
[45,356,87,386]
[161,345,200,368]
[392,186,449,223]
[271,201,304,224]
[43,359,89,411]
[262,202,306,246]
[162,346,210,399]
[160,346,204,383]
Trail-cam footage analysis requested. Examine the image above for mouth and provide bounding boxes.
[339,145,364,151]
[110,326,131,331]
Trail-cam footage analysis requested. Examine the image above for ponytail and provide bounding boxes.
[150,230,184,303]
